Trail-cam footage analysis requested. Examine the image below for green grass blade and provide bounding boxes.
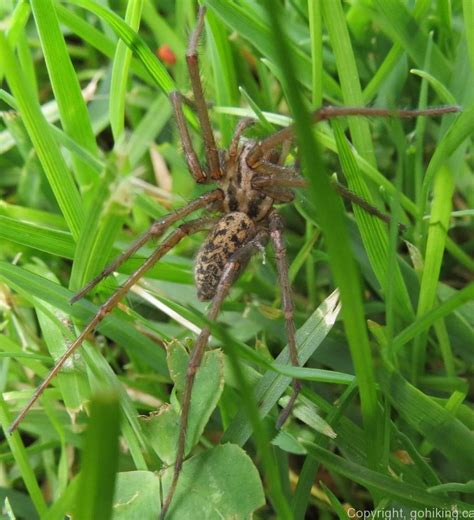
[393,283,474,352]
[412,165,455,380]
[69,165,131,291]
[321,0,375,166]
[30,0,99,198]
[0,216,75,258]
[66,0,174,94]
[378,364,474,478]
[0,262,167,375]
[205,8,239,146]
[223,290,340,446]
[0,398,47,516]
[262,0,382,470]
[410,69,458,105]
[109,0,144,140]
[464,0,474,73]
[0,32,84,240]
[421,104,474,216]
[75,392,120,520]
[206,0,341,98]
[303,441,472,510]
[332,122,413,318]
[55,4,152,84]
[373,0,451,84]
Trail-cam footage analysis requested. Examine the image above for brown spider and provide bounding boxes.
[8,5,460,518]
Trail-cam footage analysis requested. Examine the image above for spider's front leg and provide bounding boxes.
[71,189,224,302]
[160,229,269,519]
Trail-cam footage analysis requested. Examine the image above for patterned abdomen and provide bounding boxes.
[195,212,255,301]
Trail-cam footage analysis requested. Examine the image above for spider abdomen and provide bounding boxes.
[195,212,256,301]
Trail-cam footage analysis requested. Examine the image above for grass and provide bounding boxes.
[0,0,473,518]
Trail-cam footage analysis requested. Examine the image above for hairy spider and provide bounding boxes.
[8,5,460,518]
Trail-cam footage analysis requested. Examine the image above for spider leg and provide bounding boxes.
[8,216,217,434]
[160,229,270,519]
[267,210,302,428]
[331,179,407,231]
[246,105,460,166]
[253,164,405,229]
[186,6,221,180]
[228,118,255,159]
[251,165,304,203]
[170,91,207,183]
[70,189,224,303]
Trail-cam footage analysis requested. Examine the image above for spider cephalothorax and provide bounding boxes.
[219,141,276,219]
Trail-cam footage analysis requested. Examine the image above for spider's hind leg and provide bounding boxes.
[8,216,217,434]
[161,228,269,519]
[268,210,302,428]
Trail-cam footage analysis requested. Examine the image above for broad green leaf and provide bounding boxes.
[143,341,224,463]
[114,445,265,519]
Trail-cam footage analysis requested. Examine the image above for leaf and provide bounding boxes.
[113,445,265,519]
[143,341,224,464]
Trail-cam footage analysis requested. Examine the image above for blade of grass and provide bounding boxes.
[75,392,120,520]
[109,0,144,140]
[379,364,474,478]
[55,4,152,84]
[392,283,474,352]
[0,216,75,258]
[222,290,340,445]
[332,122,413,318]
[262,0,382,470]
[464,0,474,73]
[420,104,474,217]
[292,382,358,519]
[373,0,451,84]
[65,0,174,94]
[0,262,167,375]
[31,0,99,199]
[0,397,48,516]
[0,32,84,240]
[307,0,322,107]
[321,0,376,167]
[302,440,473,510]
[412,165,455,380]
[206,0,341,99]
[69,164,131,291]
[410,69,458,105]
[362,0,432,102]
[205,8,239,146]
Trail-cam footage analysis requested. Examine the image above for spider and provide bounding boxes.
[8,5,459,518]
